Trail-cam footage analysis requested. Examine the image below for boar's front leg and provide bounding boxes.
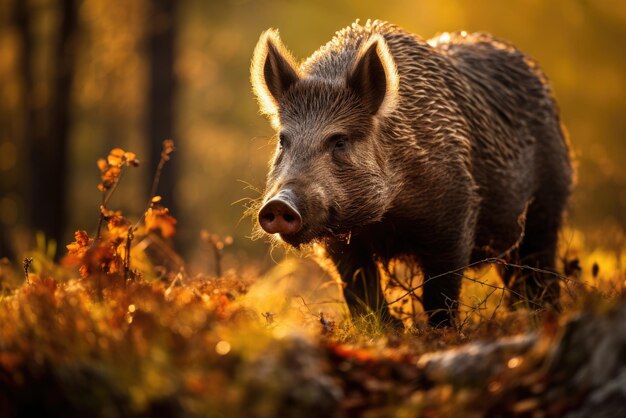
[326,240,403,329]
[419,191,477,327]
[421,259,464,328]
[420,233,472,327]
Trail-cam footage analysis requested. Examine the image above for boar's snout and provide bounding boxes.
[258,190,302,236]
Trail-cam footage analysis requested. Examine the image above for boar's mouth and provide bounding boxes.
[278,218,349,248]
[278,231,313,248]
[259,189,350,248]
[276,225,333,248]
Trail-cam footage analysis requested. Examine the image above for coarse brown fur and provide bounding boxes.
[250,20,573,327]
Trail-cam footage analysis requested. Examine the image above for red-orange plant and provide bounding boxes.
[66,140,176,280]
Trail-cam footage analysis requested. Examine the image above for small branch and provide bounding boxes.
[151,139,175,198]
[124,227,134,281]
[385,206,534,308]
[134,139,175,231]
[201,231,232,278]
[23,257,33,284]
[386,260,555,307]
[95,167,126,242]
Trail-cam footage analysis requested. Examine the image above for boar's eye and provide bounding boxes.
[328,134,348,153]
[278,132,289,149]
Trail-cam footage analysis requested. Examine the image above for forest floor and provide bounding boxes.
[1,145,625,418]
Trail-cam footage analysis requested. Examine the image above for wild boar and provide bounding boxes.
[250,20,572,327]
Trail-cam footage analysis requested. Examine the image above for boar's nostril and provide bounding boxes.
[262,212,275,223]
[258,198,302,236]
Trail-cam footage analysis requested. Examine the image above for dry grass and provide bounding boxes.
[0,146,624,417]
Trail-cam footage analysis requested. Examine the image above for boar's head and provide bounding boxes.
[250,29,399,247]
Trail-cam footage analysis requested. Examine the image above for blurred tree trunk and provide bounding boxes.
[15,0,78,258]
[146,0,178,239]
[0,3,18,259]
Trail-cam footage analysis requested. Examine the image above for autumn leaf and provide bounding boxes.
[103,148,140,168]
[124,151,140,167]
[328,343,376,364]
[101,207,130,240]
[145,206,177,238]
[107,148,125,166]
[66,230,92,258]
[97,148,139,191]
[101,207,122,217]
[98,164,121,192]
[97,158,108,172]
[82,244,121,277]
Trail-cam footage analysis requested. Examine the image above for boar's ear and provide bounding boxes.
[251,29,300,119]
[347,35,399,118]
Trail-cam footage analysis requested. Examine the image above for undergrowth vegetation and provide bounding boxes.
[0,144,624,417]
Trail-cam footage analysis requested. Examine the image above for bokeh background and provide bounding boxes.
[1,0,625,271]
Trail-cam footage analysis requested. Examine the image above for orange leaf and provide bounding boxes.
[83,244,119,277]
[97,158,108,172]
[101,208,129,240]
[124,151,140,167]
[145,206,177,238]
[107,148,125,166]
[66,230,92,258]
[99,165,121,191]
